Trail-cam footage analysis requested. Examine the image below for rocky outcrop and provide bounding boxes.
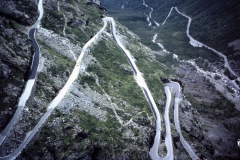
[0,0,37,25]
[119,64,133,74]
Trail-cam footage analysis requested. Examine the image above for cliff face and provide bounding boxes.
[0,0,239,159]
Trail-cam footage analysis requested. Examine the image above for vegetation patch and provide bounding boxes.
[126,45,166,102]
[79,74,104,94]
[88,40,149,111]
[40,42,75,77]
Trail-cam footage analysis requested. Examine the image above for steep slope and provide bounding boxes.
[101,0,240,159]
[0,0,239,160]
[1,0,164,159]
[0,0,38,132]
[102,0,240,76]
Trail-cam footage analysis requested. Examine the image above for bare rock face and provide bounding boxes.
[0,0,37,25]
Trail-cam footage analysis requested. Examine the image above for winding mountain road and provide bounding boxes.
[1,16,163,159]
[149,86,174,160]
[0,0,43,146]
[105,17,167,160]
[1,4,202,159]
[105,16,161,122]
[0,14,108,160]
[162,7,174,25]
[166,82,199,160]
[163,86,174,160]
[163,7,238,78]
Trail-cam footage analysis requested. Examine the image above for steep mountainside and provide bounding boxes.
[101,0,240,159]
[1,0,164,159]
[102,0,240,76]
[0,0,37,130]
[0,0,239,160]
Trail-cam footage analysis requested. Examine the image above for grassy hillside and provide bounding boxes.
[102,0,240,61]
